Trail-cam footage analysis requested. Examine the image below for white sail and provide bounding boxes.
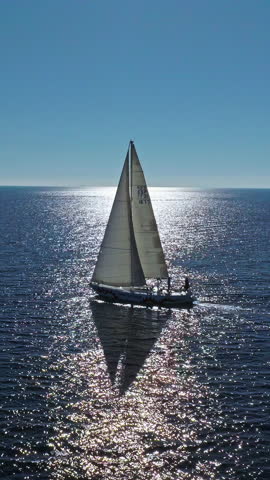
[130,142,168,279]
[92,151,145,287]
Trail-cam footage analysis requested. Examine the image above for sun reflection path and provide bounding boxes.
[48,308,222,480]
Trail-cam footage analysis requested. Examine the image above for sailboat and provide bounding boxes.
[90,141,194,308]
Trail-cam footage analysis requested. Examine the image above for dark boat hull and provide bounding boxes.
[90,282,194,308]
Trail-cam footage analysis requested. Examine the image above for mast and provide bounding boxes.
[129,141,133,285]
[130,140,133,204]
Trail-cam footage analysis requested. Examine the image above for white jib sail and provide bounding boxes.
[131,142,168,279]
[92,150,145,287]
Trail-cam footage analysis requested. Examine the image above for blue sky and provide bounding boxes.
[0,0,269,187]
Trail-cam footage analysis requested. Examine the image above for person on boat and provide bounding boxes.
[167,277,171,296]
[184,276,190,291]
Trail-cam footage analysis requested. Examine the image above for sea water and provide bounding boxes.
[0,187,269,479]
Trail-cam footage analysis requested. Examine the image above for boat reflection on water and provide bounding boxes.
[48,302,222,480]
[90,300,169,394]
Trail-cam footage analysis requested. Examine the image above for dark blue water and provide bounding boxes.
[0,187,269,479]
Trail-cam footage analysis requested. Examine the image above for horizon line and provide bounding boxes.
[0,185,269,190]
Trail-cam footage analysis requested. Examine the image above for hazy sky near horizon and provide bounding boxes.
[0,0,269,187]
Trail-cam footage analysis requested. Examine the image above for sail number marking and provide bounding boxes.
[137,185,150,205]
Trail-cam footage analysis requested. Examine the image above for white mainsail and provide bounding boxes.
[130,142,168,279]
[92,151,145,287]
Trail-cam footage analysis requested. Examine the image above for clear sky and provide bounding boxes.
[0,0,269,187]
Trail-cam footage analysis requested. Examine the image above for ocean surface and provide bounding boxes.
[0,186,269,480]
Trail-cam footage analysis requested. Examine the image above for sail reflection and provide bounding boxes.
[90,301,169,394]
[48,304,223,479]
